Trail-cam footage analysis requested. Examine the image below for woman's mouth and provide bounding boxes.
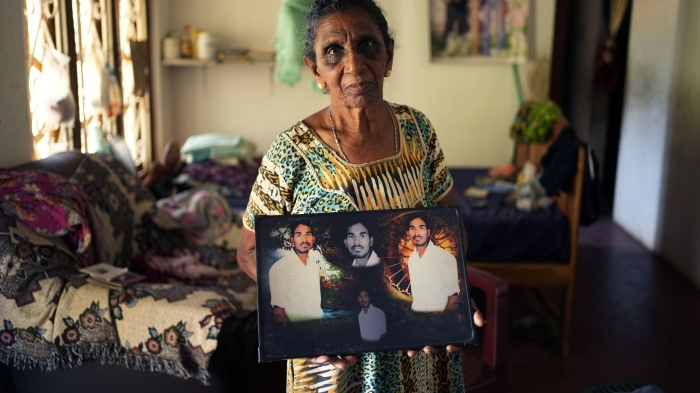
[345,81,373,94]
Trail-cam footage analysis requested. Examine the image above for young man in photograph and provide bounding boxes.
[344,221,381,268]
[405,213,461,312]
[357,289,387,342]
[268,220,324,323]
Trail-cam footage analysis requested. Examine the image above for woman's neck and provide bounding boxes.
[328,100,397,164]
[329,100,387,139]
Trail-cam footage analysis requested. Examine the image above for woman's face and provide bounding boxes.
[306,8,394,109]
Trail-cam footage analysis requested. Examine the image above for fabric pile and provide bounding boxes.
[180,133,256,164]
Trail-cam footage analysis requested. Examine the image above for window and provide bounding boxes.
[25,0,151,167]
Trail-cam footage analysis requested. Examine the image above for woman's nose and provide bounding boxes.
[344,50,364,73]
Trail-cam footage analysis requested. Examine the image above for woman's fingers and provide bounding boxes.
[471,297,485,327]
[407,346,437,357]
[307,355,357,370]
[406,344,462,357]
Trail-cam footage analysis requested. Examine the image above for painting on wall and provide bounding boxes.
[430,0,531,63]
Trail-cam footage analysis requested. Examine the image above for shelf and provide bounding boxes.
[161,52,274,67]
[161,58,218,67]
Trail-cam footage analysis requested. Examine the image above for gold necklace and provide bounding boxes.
[328,101,398,163]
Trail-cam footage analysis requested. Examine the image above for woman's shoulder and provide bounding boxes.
[281,120,311,138]
[387,102,432,125]
[266,120,313,151]
[387,101,434,139]
[262,120,322,169]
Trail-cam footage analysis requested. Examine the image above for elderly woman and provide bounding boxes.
[237,0,483,391]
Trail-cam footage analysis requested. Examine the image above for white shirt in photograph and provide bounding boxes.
[351,250,382,268]
[358,304,387,342]
[407,240,460,312]
[269,249,324,322]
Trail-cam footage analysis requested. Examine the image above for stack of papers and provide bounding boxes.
[80,263,144,289]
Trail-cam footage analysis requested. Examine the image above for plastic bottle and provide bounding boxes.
[180,24,192,58]
[197,31,217,60]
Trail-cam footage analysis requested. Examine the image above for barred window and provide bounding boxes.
[25,0,151,167]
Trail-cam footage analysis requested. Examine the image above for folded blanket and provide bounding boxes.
[180,134,256,163]
[152,188,232,246]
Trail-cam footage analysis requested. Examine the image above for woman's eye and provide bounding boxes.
[326,46,341,56]
[324,46,342,63]
[361,39,376,49]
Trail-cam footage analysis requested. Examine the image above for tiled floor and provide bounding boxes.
[504,218,700,393]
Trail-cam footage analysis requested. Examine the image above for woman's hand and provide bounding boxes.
[406,298,485,357]
[236,227,258,280]
[307,354,358,370]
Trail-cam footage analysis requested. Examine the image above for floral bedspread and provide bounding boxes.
[0,153,257,384]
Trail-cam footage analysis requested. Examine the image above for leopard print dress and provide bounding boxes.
[243,102,464,392]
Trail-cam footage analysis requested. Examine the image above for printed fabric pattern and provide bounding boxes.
[243,103,453,227]
[0,169,99,267]
[244,102,462,392]
[0,153,257,385]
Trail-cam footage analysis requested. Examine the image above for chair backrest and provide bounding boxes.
[554,146,585,267]
[463,267,509,393]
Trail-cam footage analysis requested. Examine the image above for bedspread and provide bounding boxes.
[0,153,257,385]
[450,168,569,263]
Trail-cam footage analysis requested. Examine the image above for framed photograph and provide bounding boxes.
[255,206,476,362]
[430,0,531,63]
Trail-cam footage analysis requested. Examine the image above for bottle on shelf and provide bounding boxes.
[180,24,193,58]
[190,27,201,59]
[162,31,180,59]
[196,30,217,60]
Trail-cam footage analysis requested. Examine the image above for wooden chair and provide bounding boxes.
[469,119,585,357]
[463,266,509,393]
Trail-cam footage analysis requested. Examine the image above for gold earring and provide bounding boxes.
[317,82,325,90]
[385,69,392,77]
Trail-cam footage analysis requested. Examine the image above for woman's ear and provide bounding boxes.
[304,56,325,90]
[385,39,395,72]
[304,55,319,78]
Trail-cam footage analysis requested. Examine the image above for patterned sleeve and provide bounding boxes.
[411,108,454,203]
[242,134,295,231]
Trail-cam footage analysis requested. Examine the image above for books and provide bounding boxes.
[80,263,145,289]
[463,186,489,199]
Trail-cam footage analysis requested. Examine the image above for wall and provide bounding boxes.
[0,1,34,167]
[655,0,700,287]
[613,1,681,248]
[614,0,700,287]
[150,0,556,167]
